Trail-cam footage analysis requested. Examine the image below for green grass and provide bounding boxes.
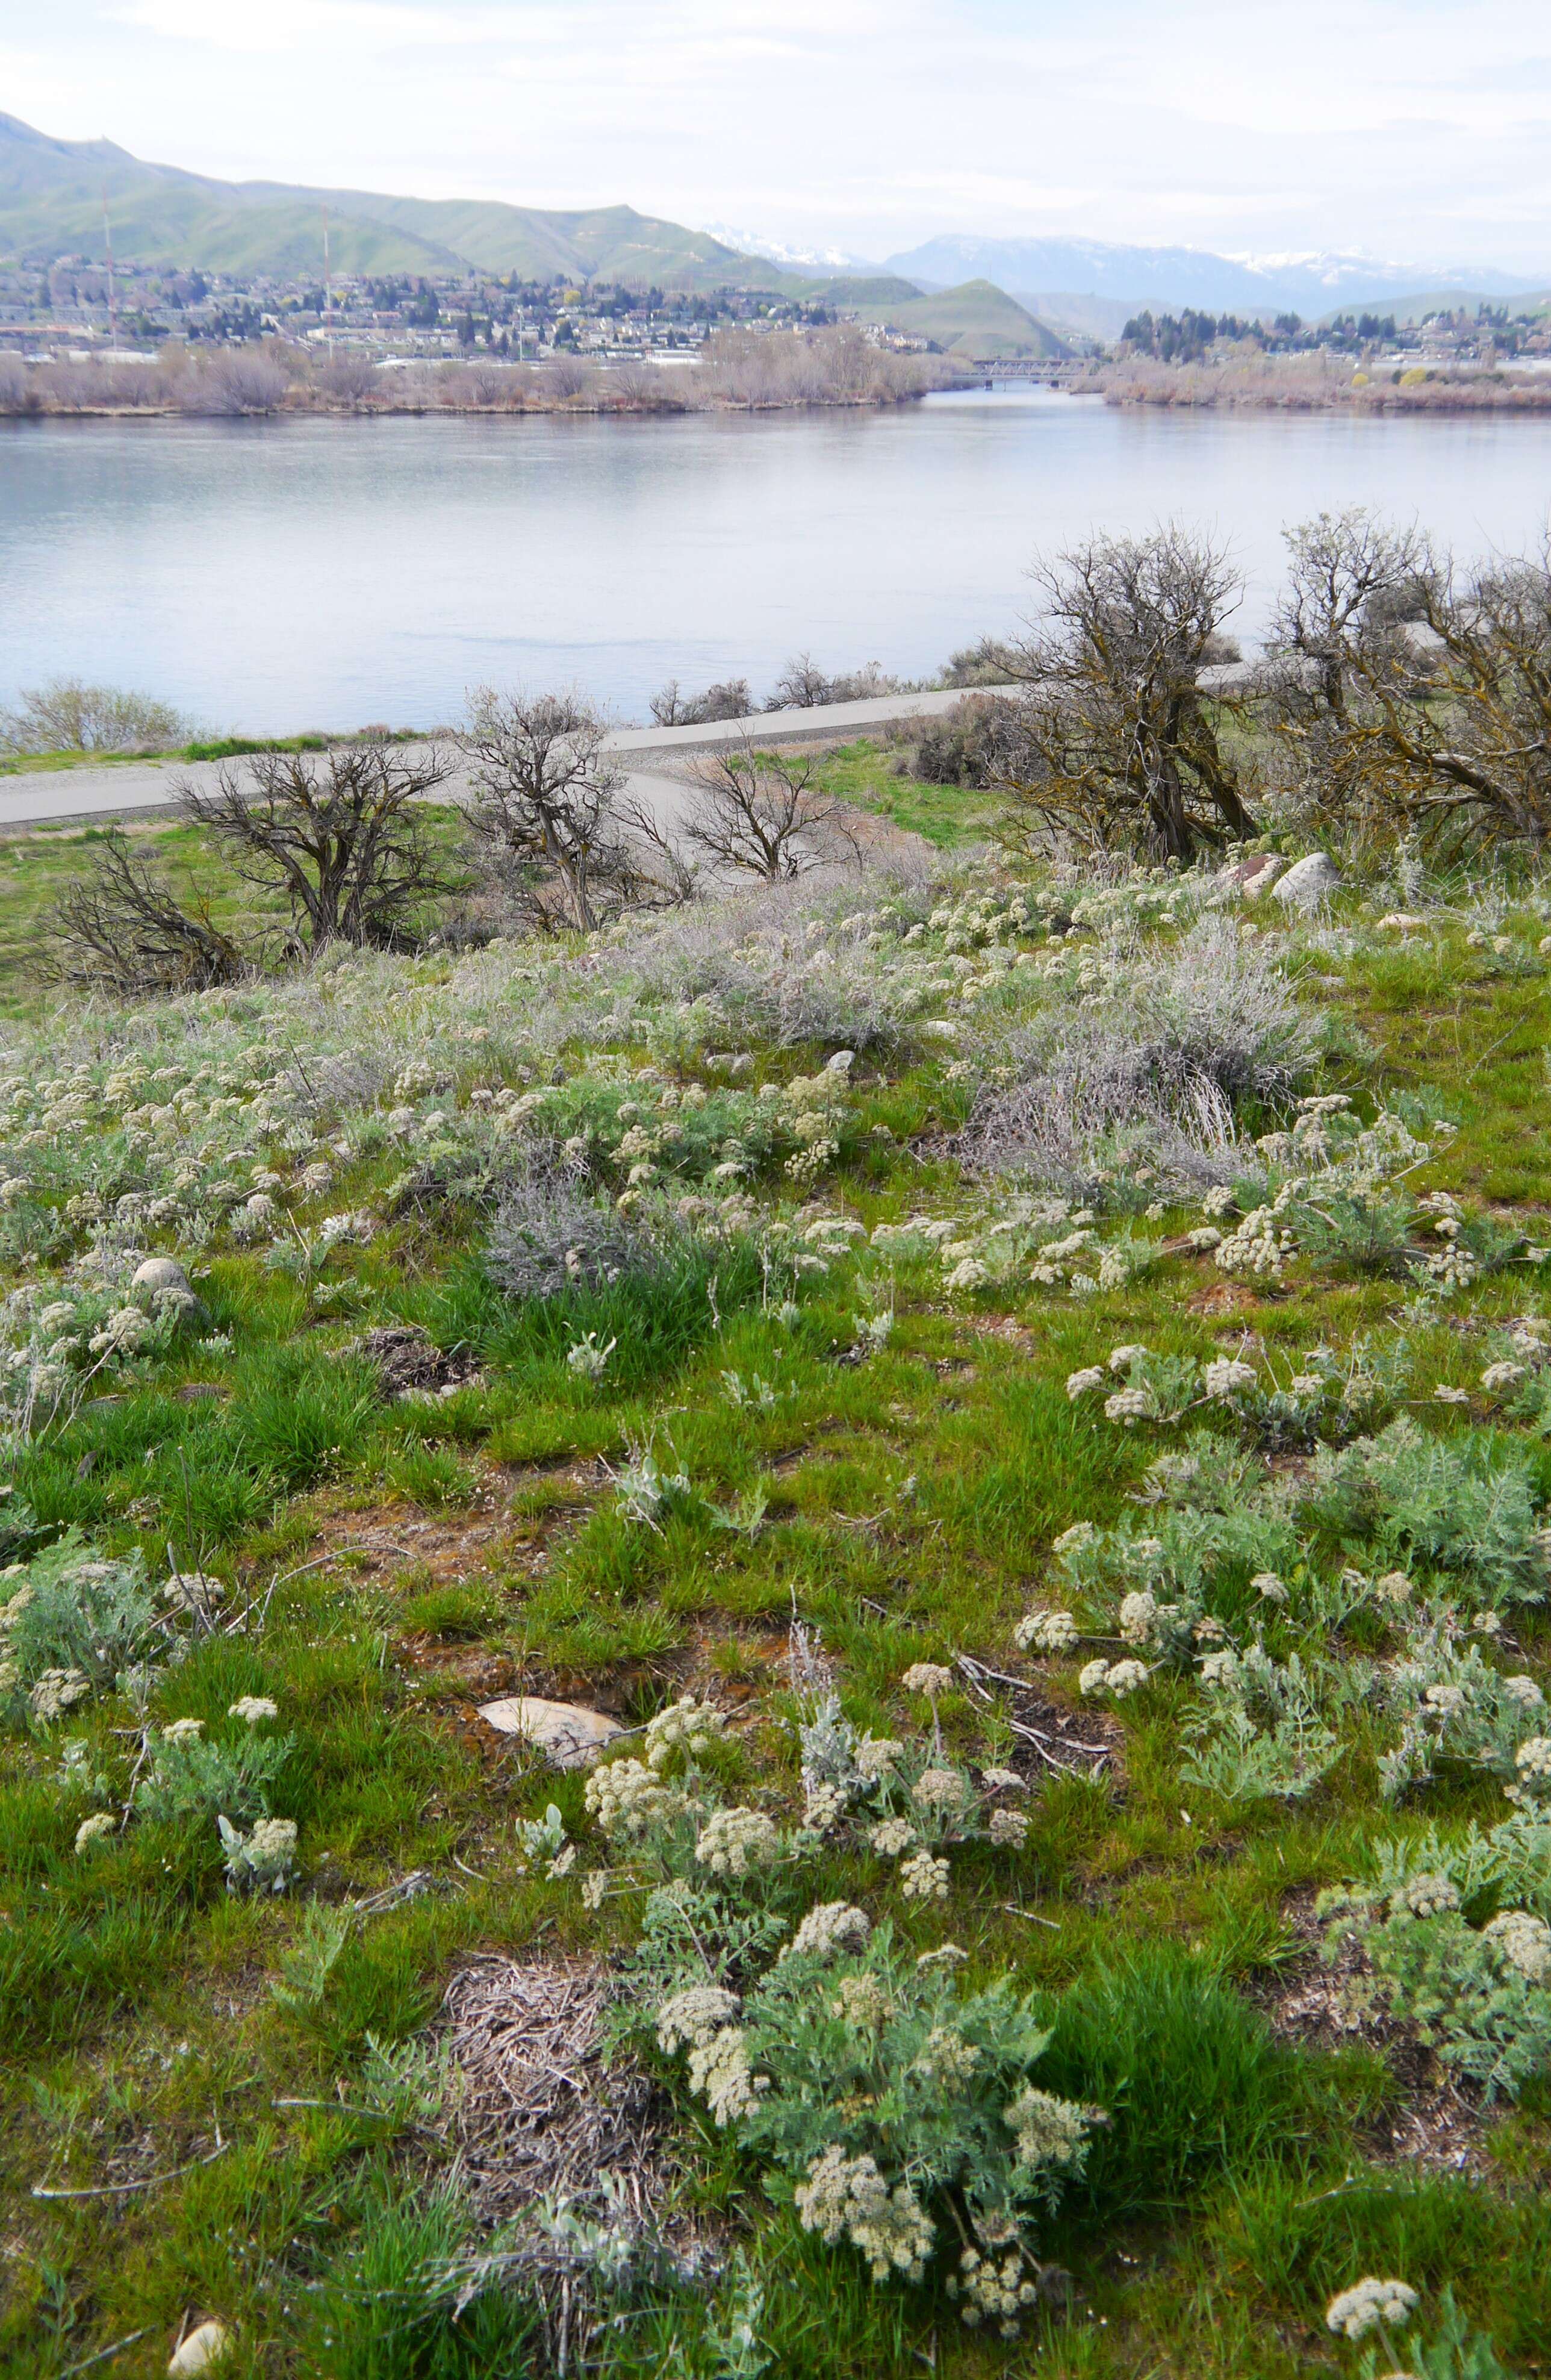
[805,737,994,848]
[0,835,1547,2376]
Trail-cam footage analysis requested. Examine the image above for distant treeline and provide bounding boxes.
[1119,307,1402,363]
[1090,352,1551,413]
[0,326,958,421]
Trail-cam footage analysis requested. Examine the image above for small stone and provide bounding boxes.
[477,1695,624,1769]
[132,1257,192,1305]
[1222,852,1285,900]
[1272,852,1341,910]
[169,2321,231,2375]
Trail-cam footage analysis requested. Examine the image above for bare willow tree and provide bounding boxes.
[1,678,189,755]
[1271,509,1431,721]
[458,690,641,932]
[48,832,242,995]
[650,676,752,727]
[1340,548,1551,846]
[765,653,835,709]
[673,741,859,879]
[176,741,458,949]
[995,529,1258,862]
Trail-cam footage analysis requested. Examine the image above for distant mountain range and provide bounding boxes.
[0,112,766,289]
[880,234,1549,319]
[4,111,1546,352]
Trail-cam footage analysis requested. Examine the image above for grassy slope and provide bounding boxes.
[0,833,1549,2376]
[841,281,1069,361]
[0,113,789,291]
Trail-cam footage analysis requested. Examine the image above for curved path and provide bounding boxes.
[0,688,1015,834]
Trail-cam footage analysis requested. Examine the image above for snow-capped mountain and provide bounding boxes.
[700,223,869,273]
[881,234,1546,314]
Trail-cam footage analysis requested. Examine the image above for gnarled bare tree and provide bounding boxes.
[995,528,1258,863]
[48,831,243,995]
[176,740,457,949]
[458,690,638,932]
[1272,509,1432,721]
[672,740,859,879]
[1342,547,1551,846]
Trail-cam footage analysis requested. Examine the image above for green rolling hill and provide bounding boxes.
[0,113,769,288]
[843,278,1069,361]
[0,113,1069,360]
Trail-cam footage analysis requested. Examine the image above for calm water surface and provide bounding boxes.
[3,388,1551,734]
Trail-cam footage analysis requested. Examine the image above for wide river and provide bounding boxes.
[4,387,1551,735]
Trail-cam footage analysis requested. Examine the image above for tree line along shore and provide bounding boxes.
[0,325,959,421]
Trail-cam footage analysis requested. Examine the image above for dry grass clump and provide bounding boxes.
[962,915,1318,1186]
[444,1955,665,2225]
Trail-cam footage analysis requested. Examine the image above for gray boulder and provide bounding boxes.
[130,1255,210,1335]
[1271,852,1341,911]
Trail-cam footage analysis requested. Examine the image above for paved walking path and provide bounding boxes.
[0,687,1014,833]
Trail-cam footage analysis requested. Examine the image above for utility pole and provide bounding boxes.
[102,182,117,350]
[322,204,334,360]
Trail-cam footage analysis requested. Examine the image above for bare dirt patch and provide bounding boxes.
[1186,1281,1260,1317]
[955,1653,1118,1781]
[1263,1892,1498,2181]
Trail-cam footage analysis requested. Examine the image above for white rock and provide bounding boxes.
[132,1257,191,1303]
[1271,852,1341,909]
[478,1696,623,1769]
[169,2321,231,2375]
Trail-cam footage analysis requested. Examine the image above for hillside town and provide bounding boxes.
[0,258,928,363]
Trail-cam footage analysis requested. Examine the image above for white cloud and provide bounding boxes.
[6,0,1547,269]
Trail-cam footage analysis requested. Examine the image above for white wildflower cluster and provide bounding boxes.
[1214,1197,1297,1279]
[785,1901,872,1961]
[694,1805,782,1877]
[947,2245,1039,2337]
[654,1984,741,2052]
[229,1696,278,1725]
[1481,1908,1551,1983]
[1004,2086,1090,2171]
[686,2025,766,2126]
[1015,1607,1079,1653]
[832,1973,890,2028]
[1325,2278,1418,2341]
[584,1757,687,1838]
[899,1848,951,1901]
[794,2148,935,2282]
[644,1694,724,1770]
[1510,1735,1551,1807]
[219,1814,299,1894]
[1079,1657,1149,1699]
[30,1667,93,1723]
[913,2024,980,2086]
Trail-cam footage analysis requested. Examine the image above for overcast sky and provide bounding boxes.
[5,0,1551,269]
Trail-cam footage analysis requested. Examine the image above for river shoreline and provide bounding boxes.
[0,386,961,426]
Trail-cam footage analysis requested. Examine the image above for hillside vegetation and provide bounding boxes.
[0,111,776,290]
[844,279,1069,361]
[4,524,1551,2377]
